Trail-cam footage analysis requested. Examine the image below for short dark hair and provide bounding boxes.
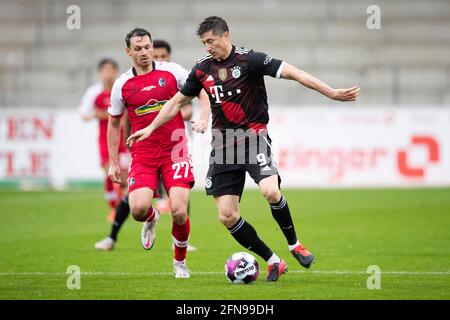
[153,39,171,54]
[97,58,118,70]
[196,16,229,37]
[125,28,152,48]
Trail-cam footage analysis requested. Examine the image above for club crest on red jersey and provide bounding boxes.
[158,78,166,87]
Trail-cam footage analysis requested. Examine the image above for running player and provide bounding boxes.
[108,28,209,278]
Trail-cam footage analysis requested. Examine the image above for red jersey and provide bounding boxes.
[94,90,112,146]
[108,61,190,163]
[80,83,127,165]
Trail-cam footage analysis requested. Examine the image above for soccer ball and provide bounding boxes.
[224,252,259,284]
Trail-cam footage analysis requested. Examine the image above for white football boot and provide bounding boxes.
[141,208,160,250]
[173,260,190,279]
[94,237,115,251]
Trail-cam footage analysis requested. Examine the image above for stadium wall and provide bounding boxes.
[0,107,449,189]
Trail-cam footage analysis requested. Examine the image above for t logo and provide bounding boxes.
[210,85,224,103]
[397,135,440,178]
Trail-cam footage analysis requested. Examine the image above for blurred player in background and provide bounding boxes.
[153,39,198,252]
[79,58,130,225]
[127,16,360,281]
[108,28,209,278]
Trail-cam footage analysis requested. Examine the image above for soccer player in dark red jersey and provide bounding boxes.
[127,17,360,281]
[108,28,209,278]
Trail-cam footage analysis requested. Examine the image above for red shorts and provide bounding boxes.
[99,143,110,167]
[99,144,129,170]
[127,157,195,196]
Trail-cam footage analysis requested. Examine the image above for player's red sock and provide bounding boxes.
[145,207,156,222]
[172,216,190,262]
[133,206,156,222]
[104,177,116,209]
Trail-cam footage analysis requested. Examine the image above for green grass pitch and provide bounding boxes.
[0,188,449,299]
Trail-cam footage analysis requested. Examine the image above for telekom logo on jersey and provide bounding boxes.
[209,85,241,103]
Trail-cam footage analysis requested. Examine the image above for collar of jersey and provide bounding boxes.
[213,45,235,64]
[132,61,156,76]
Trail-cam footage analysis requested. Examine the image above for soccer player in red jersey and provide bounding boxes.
[79,59,130,225]
[108,28,209,278]
[128,17,360,281]
[152,39,199,252]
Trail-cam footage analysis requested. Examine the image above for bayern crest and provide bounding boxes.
[231,66,241,79]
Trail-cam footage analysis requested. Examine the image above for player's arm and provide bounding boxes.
[80,106,108,121]
[121,111,131,141]
[126,91,195,147]
[280,63,360,101]
[79,86,98,121]
[181,104,193,121]
[107,79,126,183]
[107,115,122,183]
[95,108,109,120]
[191,89,210,134]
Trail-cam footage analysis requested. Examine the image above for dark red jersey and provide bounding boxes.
[180,46,284,133]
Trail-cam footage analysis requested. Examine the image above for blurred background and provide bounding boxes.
[0,0,449,189]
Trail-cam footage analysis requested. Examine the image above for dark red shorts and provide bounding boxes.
[99,143,129,170]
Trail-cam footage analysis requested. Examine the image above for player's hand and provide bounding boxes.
[191,119,208,133]
[108,163,122,184]
[126,127,153,148]
[330,86,360,102]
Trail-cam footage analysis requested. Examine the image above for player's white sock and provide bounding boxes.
[288,241,300,251]
[267,254,281,265]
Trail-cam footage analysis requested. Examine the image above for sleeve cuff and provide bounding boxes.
[275,61,285,79]
[108,112,123,118]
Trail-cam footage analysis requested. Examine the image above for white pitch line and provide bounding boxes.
[0,270,449,276]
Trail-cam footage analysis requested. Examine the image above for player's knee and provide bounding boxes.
[261,186,281,203]
[172,207,187,225]
[130,203,150,221]
[218,210,239,228]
